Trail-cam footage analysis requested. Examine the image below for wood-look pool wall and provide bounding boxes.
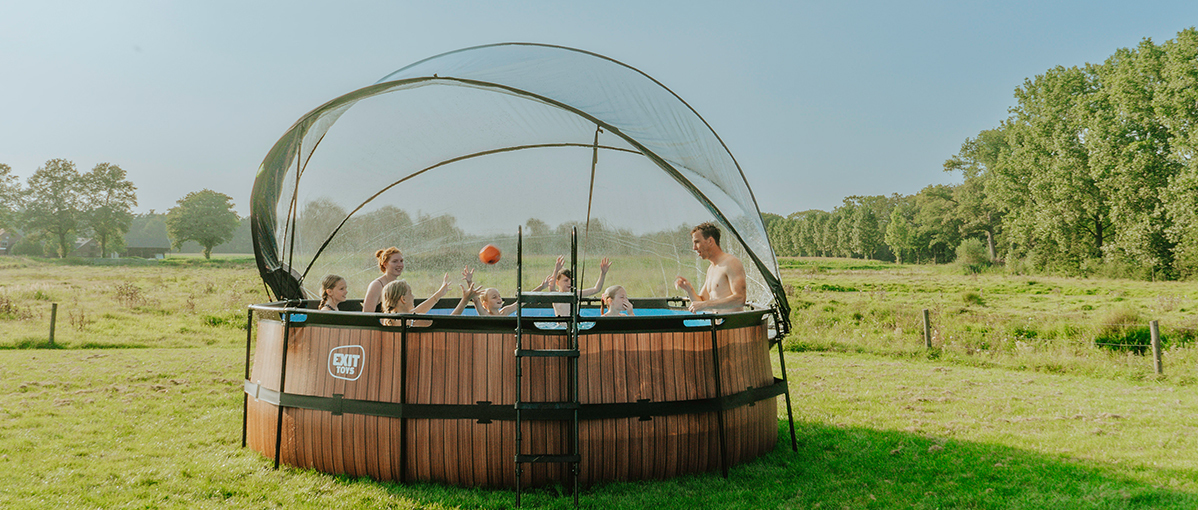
[244,310,783,488]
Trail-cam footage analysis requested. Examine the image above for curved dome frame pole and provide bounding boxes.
[295,143,642,285]
[383,43,791,327]
[580,125,601,284]
[252,75,792,330]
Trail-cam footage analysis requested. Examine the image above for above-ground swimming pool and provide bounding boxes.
[243,298,790,488]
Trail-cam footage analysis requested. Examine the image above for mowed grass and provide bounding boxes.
[2,256,1198,507]
[0,256,268,349]
[780,257,1198,382]
[1,348,1195,509]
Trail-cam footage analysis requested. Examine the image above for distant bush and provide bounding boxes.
[10,237,46,257]
[956,238,990,274]
[960,290,985,306]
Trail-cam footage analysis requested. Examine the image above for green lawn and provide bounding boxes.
[2,256,1197,508]
[779,257,1198,383]
[1,348,1194,509]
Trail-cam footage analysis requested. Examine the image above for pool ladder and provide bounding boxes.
[513,226,582,507]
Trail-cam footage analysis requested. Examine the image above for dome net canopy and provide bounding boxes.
[252,43,789,319]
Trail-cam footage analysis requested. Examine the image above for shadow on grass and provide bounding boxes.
[43,256,162,267]
[328,421,1196,509]
[0,337,65,349]
[0,339,149,350]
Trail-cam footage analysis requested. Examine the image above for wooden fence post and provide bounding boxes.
[923,309,931,349]
[49,303,58,346]
[1150,320,1162,375]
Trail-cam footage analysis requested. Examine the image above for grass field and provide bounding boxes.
[2,255,1197,508]
[778,257,1198,383]
[2,348,1195,509]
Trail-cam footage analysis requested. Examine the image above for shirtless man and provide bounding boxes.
[674,222,747,312]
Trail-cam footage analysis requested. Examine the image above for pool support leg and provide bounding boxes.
[709,320,729,478]
[274,312,292,469]
[400,319,409,482]
[243,307,253,448]
[775,335,797,451]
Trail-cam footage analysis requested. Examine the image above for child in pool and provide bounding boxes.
[318,274,347,311]
[379,275,477,326]
[362,246,404,313]
[547,255,611,316]
[600,285,635,316]
[460,265,549,316]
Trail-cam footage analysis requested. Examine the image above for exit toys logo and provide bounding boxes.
[327,345,365,381]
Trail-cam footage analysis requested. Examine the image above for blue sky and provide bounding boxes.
[2,1,1196,216]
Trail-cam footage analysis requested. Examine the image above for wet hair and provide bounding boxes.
[374,247,403,273]
[600,285,626,315]
[692,222,721,247]
[599,284,627,300]
[318,274,344,310]
[557,269,573,281]
[381,280,412,313]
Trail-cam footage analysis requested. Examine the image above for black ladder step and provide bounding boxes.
[515,348,580,358]
[515,401,580,410]
[516,454,581,464]
[517,291,577,304]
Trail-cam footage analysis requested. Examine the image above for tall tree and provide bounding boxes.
[885,204,915,263]
[910,185,961,263]
[852,206,882,259]
[298,197,349,250]
[1082,39,1178,275]
[166,189,239,259]
[945,127,1008,260]
[991,65,1103,271]
[1157,28,1198,277]
[81,163,137,257]
[23,159,84,257]
[0,163,21,231]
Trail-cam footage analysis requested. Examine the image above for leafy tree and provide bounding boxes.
[166,189,239,259]
[1157,29,1198,277]
[525,217,550,254]
[1082,40,1178,275]
[81,163,137,257]
[821,215,840,258]
[127,212,170,248]
[945,127,1008,260]
[766,216,796,256]
[983,65,1104,272]
[911,185,961,263]
[298,198,349,250]
[852,206,881,259]
[23,159,84,257]
[0,163,22,231]
[885,205,916,263]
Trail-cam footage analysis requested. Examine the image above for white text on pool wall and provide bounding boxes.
[328,345,366,381]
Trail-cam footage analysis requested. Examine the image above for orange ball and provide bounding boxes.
[479,244,501,265]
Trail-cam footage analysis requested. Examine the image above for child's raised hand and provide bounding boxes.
[599,257,611,274]
[462,266,475,285]
[554,255,565,272]
[461,282,482,299]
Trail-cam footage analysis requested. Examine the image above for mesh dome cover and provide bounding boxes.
[251,43,789,320]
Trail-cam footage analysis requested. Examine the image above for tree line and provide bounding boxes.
[0,159,242,259]
[768,27,1198,280]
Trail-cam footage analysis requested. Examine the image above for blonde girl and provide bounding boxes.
[379,274,470,326]
[600,285,634,316]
